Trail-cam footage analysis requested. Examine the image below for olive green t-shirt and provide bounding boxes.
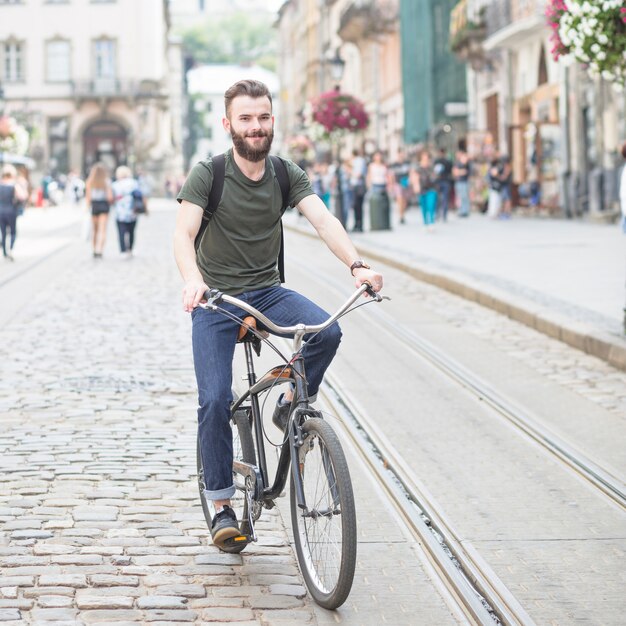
[177,150,313,295]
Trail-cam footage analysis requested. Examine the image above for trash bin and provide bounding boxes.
[369,188,391,231]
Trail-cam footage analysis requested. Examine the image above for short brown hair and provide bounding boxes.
[621,141,626,160]
[224,79,272,117]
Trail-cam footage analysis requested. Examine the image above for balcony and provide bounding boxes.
[450,0,488,70]
[71,78,167,105]
[338,0,398,44]
[483,0,546,50]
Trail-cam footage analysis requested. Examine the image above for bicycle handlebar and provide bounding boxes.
[199,283,382,338]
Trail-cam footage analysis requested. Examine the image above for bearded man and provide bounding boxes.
[173,79,382,549]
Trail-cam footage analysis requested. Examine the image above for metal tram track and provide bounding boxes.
[318,375,532,626]
[289,256,626,510]
[286,255,626,623]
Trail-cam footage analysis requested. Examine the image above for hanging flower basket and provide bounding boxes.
[0,116,30,155]
[547,0,626,88]
[308,90,369,141]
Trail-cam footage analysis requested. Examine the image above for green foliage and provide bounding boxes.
[177,11,277,71]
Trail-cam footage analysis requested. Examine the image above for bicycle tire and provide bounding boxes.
[290,417,357,609]
[197,400,256,553]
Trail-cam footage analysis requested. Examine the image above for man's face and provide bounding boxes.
[223,95,274,162]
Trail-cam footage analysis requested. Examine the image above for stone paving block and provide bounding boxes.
[72,508,119,522]
[0,610,21,622]
[259,609,314,623]
[35,595,74,608]
[0,577,34,587]
[142,574,188,588]
[154,536,200,547]
[89,575,140,588]
[136,596,188,609]
[194,553,242,566]
[200,607,256,622]
[188,597,244,609]
[30,608,79,621]
[141,609,197,622]
[0,599,32,609]
[38,574,87,588]
[23,587,77,598]
[0,590,16,601]
[152,584,205,598]
[246,574,304,587]
[80,609,143,624]
[75,595,134,610]
[248,595,304,610]
[131,555,187,566]
[268,584,306,598]
[50,555,104,566]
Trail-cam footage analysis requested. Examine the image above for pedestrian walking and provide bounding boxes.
[349,149,367,232]
[173,78,383,550]
[453,143,471,217]
[499,155,513,217]
[339,157,353,228]
[389,150,411,224]
[433,148,453,222]
[85,162,113,258]
[486,158,504,218]
[619,141,626,334]
[112,165,141,258]
[0,164,28,261]
[410,151,438,231]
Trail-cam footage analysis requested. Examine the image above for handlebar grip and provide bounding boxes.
[203,288,223,303]
[363,283,383,302]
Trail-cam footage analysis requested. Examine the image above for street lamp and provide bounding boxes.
[328,49,346,226]
[328,48,345,89]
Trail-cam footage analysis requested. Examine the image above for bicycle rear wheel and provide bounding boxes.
[290,418,357,609]
[197,400,256,552]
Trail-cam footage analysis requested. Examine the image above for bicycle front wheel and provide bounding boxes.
[290,418,357,609]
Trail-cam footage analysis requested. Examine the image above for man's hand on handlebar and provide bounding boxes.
[353,267,383,295]
[182,278,210,313]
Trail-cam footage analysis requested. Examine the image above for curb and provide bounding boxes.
[285,223,626,373]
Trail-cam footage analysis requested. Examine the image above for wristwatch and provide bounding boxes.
[350,260,371,275]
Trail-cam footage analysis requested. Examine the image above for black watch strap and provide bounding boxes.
[350,260,371,275]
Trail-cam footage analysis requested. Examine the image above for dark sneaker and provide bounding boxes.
[210,505,240,549]
[272,394,290,431]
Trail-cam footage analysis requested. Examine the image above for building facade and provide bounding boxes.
[451,0,626,215]
[276,0,404,161]
[0,0,183,186]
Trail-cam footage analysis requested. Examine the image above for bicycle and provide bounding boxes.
[195,283,384,609]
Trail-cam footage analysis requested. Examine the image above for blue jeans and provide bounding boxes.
[191,285,342,500]
[455,180,470,216]
[116,220,136,252]
[436,181,451,221]
[419,190,438,225]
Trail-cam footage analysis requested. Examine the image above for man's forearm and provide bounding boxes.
[174,231,204,283]
[314,213,360,268]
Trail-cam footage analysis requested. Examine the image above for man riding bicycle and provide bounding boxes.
[173,79,383,550]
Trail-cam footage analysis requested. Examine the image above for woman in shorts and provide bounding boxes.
[85,162,113,258]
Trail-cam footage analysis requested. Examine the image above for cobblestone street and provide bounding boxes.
[0,206,316,625]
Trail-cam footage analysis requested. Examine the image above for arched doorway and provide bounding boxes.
[83,120,128,176]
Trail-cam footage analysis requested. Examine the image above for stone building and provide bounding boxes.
[0,0,183,186]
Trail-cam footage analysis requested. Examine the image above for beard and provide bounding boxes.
[230,126,274,162]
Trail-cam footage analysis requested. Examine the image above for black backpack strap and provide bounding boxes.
[194,153,225,251]
[269,156,290,283]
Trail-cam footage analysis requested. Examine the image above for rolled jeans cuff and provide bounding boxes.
[204,485,236,501]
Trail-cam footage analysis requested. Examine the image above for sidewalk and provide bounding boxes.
[283,205,626,371]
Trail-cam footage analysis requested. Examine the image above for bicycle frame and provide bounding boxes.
[201,284,381,515]
[231,341,314,511]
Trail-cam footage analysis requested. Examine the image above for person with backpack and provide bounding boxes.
[173,79,383,550]
[0,164,28,261]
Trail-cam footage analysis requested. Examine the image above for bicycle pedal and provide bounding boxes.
[223,534,253,549]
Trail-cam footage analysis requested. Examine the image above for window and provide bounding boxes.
[46,40,71,82]
[1,40,24,82]
[93,39,116,79]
